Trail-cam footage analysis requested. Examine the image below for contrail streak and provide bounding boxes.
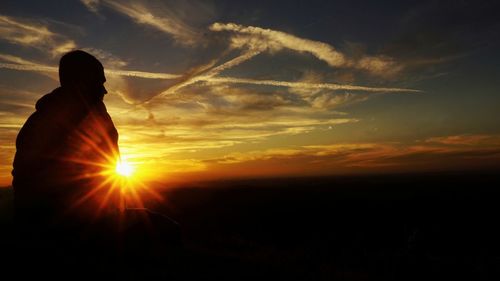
[0,62,181,79]
[0,62,419,94]
[210,22,347,67]
[0,63,57,73]
[105,69,181,79]
[200,76,420,93]
[156,49,262,97]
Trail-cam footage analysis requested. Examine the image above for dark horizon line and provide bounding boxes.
[2,167,500,190]
[145,168,500,187]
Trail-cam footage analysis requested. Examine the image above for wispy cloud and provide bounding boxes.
[210,22,347,67]
[108,82,359,158]
[0,15,76,56]
[190,135,500,179]
[0,53,417,99]
[425,135,500,146]
[357,55,403,77]
[152,49,416,100]
[80,0,101,14]
[308,92,370,109]
[95,0,204,46]
[71,8,414,99]
[209,22,403,77]
[82,47,128,68]
[156,49,261,98]
[0,53,182,80]
[201,76,419,93]
[105,69,181,79]
[0,62,58,73]
[149,22,414,101]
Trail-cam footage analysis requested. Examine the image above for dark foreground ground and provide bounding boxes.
[2,171,500,280]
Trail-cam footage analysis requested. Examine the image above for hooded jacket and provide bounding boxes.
[12,87,119,212]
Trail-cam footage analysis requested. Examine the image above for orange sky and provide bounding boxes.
[1,1,500,186]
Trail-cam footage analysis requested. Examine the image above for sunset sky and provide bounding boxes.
[1,0,499,186]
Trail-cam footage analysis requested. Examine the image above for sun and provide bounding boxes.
[116,159,134,177]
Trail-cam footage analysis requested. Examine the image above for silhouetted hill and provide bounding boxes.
[148,171,500,280]
[0,186,13,223]
[3,172,500,280]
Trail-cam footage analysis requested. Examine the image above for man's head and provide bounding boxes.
[59,50,107,101]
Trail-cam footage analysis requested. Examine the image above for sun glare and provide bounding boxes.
[116,159,134,177]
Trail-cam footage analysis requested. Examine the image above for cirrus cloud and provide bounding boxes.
[0,15,76,56]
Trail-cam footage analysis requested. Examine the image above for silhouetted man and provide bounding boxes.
[12,50,120,224]
[11,51,182,278]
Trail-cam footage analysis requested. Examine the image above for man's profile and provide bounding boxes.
[12,50,120,224]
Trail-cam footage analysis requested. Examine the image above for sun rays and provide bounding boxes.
[54,113,163,221]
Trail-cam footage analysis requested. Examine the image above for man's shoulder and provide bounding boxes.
[92,101,116,126]
[34,88,64,111]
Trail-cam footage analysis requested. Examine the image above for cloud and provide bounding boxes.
[0,13,414,103]
[80,0,101,14]
[425,134,500,146]
[140,22,415,100]
[151,47,416,100]
[288,70,325,97]
[201,76,419,93]
[107,104,359,179]
[156,50,261,98]
[0,51,418,107]
[210,22,347,67]
[209,22,403,77]
[82,47,128,68]
[195,135,500,179]
[0,62,58,73]
[356,55,403,77]
[0,53,182,80]
[111,82,359,157]
[105,69,181,79]
[309,92,369,109]
[0,15,76,56]
[98,0,203,46]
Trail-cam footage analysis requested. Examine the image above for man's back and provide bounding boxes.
[12,50,119,223]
